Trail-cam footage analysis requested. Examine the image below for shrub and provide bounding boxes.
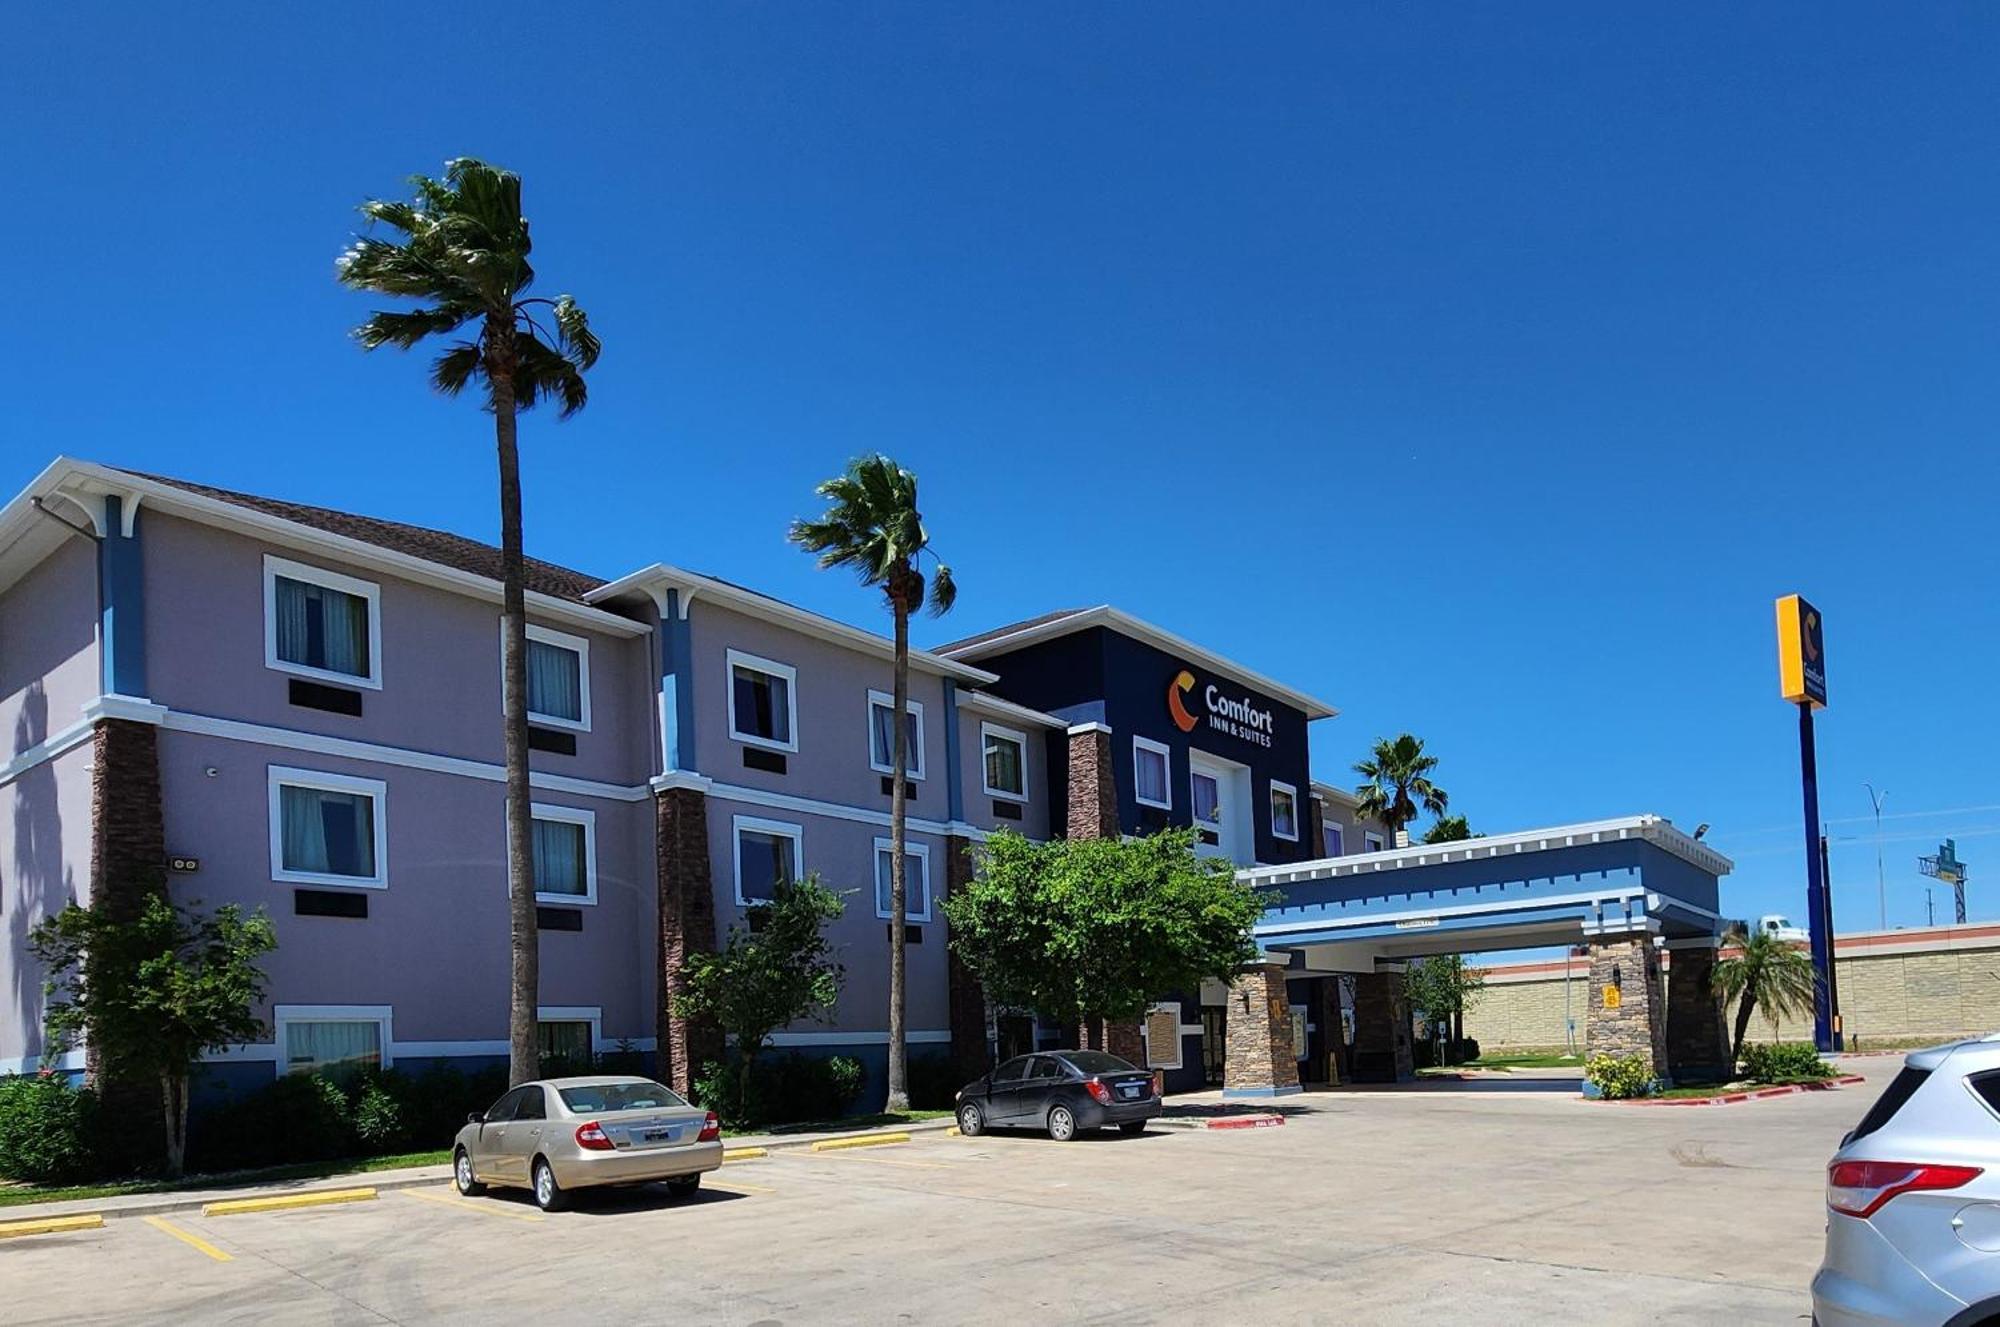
[0,1072,102,1184]
[907,1052,961,1110]
[351,1081,403,1149]
[693,1053,866,1128]
[1584,1053,1656,1100]
[1741,1041,1833,1084]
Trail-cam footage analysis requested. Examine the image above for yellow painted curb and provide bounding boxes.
[203,1186,377,1217]
[722,1147,768,1161]
[810,1132,911,1153]
[0,1213,103,1239]
[945,1126,962,1137]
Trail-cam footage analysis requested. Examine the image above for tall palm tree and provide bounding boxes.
[790,456,955,1113]
[337,159,600,1087]
[1353,734,1449,848]
[1421,815,1473,844]
[1711,924,1819,1063]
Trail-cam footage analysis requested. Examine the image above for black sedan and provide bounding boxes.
[955,1050,1162,1141]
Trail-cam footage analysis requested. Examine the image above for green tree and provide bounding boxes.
[1421,815,1474,844]
[1404,954,1485,1064]
[944,829,1263,1034]
[1353,734,1449,848]
[674,876,845,1123]
[1711,923,1819,1062]
[338,159,601,1087]
[30,895,277,1176]
[789,455,955,1112]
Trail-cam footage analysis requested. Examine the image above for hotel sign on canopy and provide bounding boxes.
[1168,668,1276,749]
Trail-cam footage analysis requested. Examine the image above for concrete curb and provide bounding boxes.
[1155,1113,1286,1130]
[1613,1074,1868,1107]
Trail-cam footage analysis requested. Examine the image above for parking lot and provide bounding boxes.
[6,1061,1888,1325]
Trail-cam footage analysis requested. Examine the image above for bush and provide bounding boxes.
[693,1053,866,1128]
[907,1052,961,1110]
[1741,1041,1833,1084]
[0,1072,102,1184]
[1584,1053,1656,1100]
[351,1081,403,1149]
[188,1062,511,1173]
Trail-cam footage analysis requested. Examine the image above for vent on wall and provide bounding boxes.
[537,906,583,932]
[887,923,923,945]
[992,801,1023,821]
[528,727,577,756]
[879,777,917,799]
[294,889,367,919]
[743,748,787,775]
[289,679,363,716]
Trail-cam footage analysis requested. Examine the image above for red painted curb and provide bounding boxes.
[1609,1074,1868,1107]
[1204,1114,1286,1129]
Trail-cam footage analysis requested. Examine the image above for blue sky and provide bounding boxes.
[6,5,1997,935]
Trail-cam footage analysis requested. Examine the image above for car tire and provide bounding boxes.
[1047,1104,1078,1142]
[1119,1122,1146,1136]
[666,1174,701,1198]
[453,1147,485,1196]
[532,1157,569,1212]
[957,1102,986,1137]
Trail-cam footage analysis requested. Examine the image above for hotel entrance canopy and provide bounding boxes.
[1239,815,1733,967]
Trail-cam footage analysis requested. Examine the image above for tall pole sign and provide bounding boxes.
[1776,594,1839,1051]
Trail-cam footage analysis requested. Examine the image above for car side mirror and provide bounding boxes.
[467,1111,484,1125]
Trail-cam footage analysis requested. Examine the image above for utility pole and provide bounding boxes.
[1926,887,1936,927]
[1866,783,1888,930]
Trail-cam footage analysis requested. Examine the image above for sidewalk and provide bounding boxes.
[0,1115,959,1225]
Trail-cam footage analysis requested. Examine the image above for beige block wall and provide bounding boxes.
[1464,972,1588,1050]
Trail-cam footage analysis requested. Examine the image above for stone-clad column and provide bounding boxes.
[1222,962,1302,1098]
[1065,723,1119,841]
[655,784,719,1097]
[944,835,993,1083]
[1665,941,1732,1084]
[1586,935,1669,1079]
[1350,968,1415,1083]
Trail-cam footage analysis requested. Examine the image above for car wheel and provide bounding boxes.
[532,1158,568,1212]
[453,1147,485,1196]
[1119,1122,1146,1136]
[1047,1104,1077,1142]
[957,1101,986,1137]
[666,1174,701,1198]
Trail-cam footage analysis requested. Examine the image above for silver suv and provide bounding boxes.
[1814,1038,2000,1326]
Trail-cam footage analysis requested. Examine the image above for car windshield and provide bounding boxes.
[1064,1051,1137,1074]
[557,1081,688,1113]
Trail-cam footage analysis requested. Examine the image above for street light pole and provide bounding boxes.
[1867,783,1888,931]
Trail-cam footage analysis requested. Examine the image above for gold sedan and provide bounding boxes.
[453,1076,723,1211]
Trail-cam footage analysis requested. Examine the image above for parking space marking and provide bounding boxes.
[141,1214,233,1262]
[399,1188,544,1223]
[704,1177,777,1195]
[795,1151,953,1171]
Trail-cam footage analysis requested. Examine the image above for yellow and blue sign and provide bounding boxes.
[1776,594,1827,709]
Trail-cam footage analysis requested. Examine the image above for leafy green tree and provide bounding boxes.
[30,895,277,1176]
[789,455,955,1112]
[944,829,1263,1034]
[1711,923,1819,1062]
[338,159,600,1087]
[1404,954,1485,1064]
[674,876,845,1123]
[1353,734,1449,848]
[1421,815,1474,844]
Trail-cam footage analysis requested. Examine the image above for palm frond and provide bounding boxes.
[430,342,484,397]
[549,295,600,370]
[513,335,589,418]
[353,306,475,352]
[927,563,957,617]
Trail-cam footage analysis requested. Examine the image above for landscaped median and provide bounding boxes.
[1612,1074,1867,1107]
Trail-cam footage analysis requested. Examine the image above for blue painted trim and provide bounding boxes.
[660,588,697,773]
[97,496,146,697]
[1222,1084,1304,1099]
[942,679,964,823]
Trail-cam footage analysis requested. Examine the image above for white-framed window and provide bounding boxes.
[981,722,1029,801]
[529,803,597,905]
[1269,780,1299,842]
[1364,830,1386,853]
[1323,822,1344,857]
[269,766,388,889]
[1142,1001,1185,1071]
[263,555,383,689]
[873,838,932,922]
[867,690,925,780]
[275,1004,392,1082]
[500,621,591,731]
[726,649,798,753]
[1132,736,1173,810]
[1191,768,1221,827]
[732,814,803,906]
[537,1005,601,1063]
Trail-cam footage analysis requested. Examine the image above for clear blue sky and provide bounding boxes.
[7,6,1997,936]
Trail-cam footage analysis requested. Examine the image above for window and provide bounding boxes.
[530,804,597,905]
[991,1057,1031,1084]
[504,622,591,730]
[732,815,802,906]
[269,767,388,888]
[558,1081,688,1113]
[277,1005,390,1084]
[1192,769,1221,826]
[537,1014,595,1064]
[264,556,382,688]
[1133,736,1172,810]
[981,723,1028,801]
[727,650,798,752]
[1363,830,1385,853]
[873,838,932,922]
[1323,822,1344,857]
[1270,780,1299,841]
[867,690,925,779]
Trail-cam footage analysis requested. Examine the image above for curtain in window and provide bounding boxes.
[984,735,1023,794]
[734,668,790,743]
[285,1020,380,1084]
[275,577,369,677]
[1272,792,1296,837]
[537,1020,592,1062]
[281,785,375,877]
[1324,824,1344,857]
[527,640,582,722]
[872,703,918,773]
[876,848,926,918]
[1135,749,1169,806]
[275,576,312,666]
[1192,773,1220,824]
[533,819,587,895]
[738,830,795,902]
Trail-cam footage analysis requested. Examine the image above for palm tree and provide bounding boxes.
[1353,734,1449,848]
[790,456,955,1113]
[1421,815,1473,844]
[337,159,600,1087]
[1711,924,1819,1063]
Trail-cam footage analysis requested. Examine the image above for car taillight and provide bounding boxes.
[1827,1160,1982,1218]
[1085,1077,1113,1105]
[574,1121,615,1151]
[697,1111,720,1143]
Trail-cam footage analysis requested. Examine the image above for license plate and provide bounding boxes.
[1118,1084,1142,1100]
[643,1127,677,1142]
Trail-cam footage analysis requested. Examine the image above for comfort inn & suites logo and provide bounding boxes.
[1168,670,1200,732]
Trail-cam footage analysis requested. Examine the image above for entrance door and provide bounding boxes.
[1189,751,1252,865]
[1200,1007,1227,1085]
